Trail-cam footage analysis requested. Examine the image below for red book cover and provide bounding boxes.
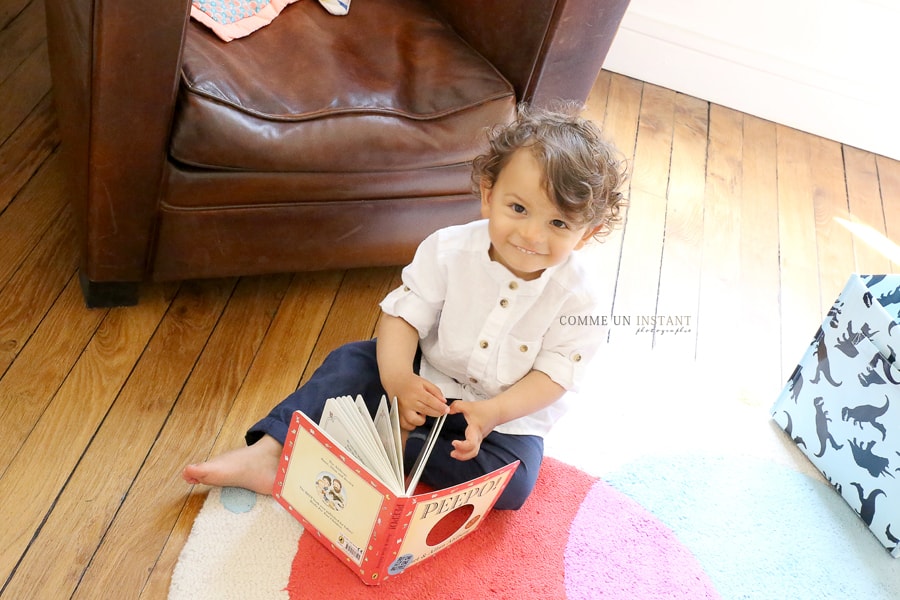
[274,409,518,585]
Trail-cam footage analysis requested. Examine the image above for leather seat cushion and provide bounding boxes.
[170,0,516,173]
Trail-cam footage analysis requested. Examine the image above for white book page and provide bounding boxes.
[319,397,370,462]
[373,396,403,484]
[353,395,387,455]
[334,397,392,480]
[390,397,403,479]
[319,397,401,493]
[352,395,401,489]
[404,413,446,496]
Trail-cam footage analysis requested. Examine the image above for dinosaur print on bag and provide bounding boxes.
[842,396,890,440]
[772,274,900,558]
[812,396,844,458]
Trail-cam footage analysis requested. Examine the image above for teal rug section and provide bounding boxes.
[221,486,257,514]
[605,455,900,599]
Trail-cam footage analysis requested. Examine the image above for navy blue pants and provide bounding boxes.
[247,340,543,510]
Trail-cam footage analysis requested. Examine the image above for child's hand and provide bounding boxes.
[375,313,448,431]
[447,400,501,461]
[392,373,448,431]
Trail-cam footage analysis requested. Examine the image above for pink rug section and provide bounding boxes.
[565,480,720,599]
[286,458,718,598]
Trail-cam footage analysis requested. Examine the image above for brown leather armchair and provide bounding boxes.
[44,0,630,307]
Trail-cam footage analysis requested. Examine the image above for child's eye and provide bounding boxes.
[550,219,569,229]
[511,203,526,214]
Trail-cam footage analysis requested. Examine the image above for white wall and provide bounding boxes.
[603,0,900,160]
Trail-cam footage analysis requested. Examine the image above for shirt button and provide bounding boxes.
[519,344,529,353]
[499,298,509,308]
[508,281,518,290]
[468,377,478,384]
[479,340,489,349]
[403,285,410,292]
[573,353,582,362]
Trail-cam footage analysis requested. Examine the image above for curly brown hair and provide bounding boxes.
[472,103,628,238]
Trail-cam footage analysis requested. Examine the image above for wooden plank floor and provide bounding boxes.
[4,1,900,597]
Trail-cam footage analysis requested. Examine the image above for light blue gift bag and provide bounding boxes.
[772,274,900,557]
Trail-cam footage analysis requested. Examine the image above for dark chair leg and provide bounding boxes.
[79,271,140,308]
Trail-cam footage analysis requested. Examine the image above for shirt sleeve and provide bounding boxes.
[532,293,607,392]
[378,230,447,338]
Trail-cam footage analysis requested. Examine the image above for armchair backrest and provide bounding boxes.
[426,0,630,105]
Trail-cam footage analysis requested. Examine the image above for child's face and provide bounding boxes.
[480,149,598,280]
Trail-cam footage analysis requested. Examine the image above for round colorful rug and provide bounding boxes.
[170,454,900,599]
[170,355,900,599]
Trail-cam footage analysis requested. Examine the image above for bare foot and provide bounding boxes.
[182,435,282,495]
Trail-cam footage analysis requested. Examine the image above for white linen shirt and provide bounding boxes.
[379,219,607,437]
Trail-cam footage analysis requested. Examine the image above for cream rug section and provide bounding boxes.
[169,486,303,600]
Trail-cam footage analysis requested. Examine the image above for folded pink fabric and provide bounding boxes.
[191,0,350,43]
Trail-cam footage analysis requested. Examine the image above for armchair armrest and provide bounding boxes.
[44,0,191,287]
[426,0,630,105]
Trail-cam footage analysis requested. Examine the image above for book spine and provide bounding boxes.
[372,496,412,582]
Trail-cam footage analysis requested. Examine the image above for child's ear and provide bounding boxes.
[574,224,605,250]
[479,181,493,219]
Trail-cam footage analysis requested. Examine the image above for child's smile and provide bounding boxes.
[480,149,596,281]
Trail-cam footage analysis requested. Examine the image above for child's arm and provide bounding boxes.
[447,370,565,461]
[375,312,449,431]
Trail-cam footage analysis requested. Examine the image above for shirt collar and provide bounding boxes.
[473,219,566,295]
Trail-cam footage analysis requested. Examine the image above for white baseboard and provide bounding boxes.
[602,1,900,161]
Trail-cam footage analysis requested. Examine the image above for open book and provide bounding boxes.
[317,395,443,497]
[273,395,519,585]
